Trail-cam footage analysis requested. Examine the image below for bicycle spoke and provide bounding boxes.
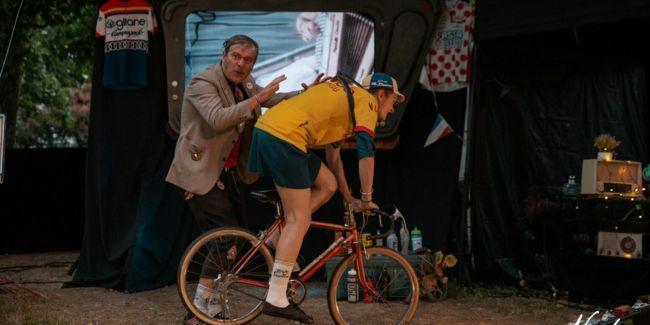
[228,285,266,301]
[178,229,273,325]
[328,248,418,324]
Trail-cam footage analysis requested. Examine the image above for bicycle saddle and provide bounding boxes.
[250,189,281,204]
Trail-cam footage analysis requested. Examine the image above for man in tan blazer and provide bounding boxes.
[166,35,295,322]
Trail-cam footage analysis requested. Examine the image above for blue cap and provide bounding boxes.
[361,73,405,103]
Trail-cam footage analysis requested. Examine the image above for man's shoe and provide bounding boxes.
[183,311,226,324]
[262,301,314,324]
[183,312,202,325]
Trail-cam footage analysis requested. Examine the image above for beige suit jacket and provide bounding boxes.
[166,63,295,195]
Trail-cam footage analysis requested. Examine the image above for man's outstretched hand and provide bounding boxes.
[254,75,287,106]
[301,73,331,91]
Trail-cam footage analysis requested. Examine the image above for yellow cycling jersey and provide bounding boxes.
[255,80,379,152]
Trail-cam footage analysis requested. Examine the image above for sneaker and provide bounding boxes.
[183,311,202,325]
[183,311,226,324]
[262,301,314,324]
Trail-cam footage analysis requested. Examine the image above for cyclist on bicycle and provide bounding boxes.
[248,72,404,323]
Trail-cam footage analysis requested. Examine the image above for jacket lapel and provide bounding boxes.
[212,63,235,107]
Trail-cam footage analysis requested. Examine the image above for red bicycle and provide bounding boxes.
[178,189,419,324]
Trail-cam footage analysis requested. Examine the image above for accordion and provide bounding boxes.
[315,13,375,82]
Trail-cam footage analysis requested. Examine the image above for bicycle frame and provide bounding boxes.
[231,207,380,297]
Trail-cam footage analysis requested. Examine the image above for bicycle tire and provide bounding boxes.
[178,227,274,325]
[327,247,419,324]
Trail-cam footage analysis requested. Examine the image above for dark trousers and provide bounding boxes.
[186,169,247,278]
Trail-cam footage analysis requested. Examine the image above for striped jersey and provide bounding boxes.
[96,0,158,90]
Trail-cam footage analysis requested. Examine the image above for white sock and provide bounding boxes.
[208,296,222,316]
[265,260,294,308]
[194,283,214,313]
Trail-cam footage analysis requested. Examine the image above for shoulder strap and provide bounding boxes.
[336,74,356,131]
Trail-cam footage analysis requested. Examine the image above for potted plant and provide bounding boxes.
[594,133,620,161]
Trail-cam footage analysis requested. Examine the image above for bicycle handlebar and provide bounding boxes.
[367,209,395,241]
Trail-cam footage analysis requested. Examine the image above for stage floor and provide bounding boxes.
[0,252,584,324]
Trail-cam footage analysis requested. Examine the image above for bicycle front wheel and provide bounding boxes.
[327,247,419,325]
[178,227,274,325]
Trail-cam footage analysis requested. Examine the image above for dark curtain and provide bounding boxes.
[67,7,196,292]
[377,87,466,254]
[471,20,650,289]
[0,149,85,253]
[475,0,650,41]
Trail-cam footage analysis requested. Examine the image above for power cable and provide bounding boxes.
[0,0,25,81]
[0,261,73,273]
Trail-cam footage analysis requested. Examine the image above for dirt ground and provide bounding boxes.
[0,252,587,324]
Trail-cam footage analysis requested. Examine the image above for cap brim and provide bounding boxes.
[395,90,405,104]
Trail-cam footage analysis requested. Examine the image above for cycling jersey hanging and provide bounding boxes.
[95,0,158,90]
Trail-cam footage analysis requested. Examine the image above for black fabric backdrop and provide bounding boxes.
[475,0,650,41]
[67,9,197,291]
[470,18,650,297]
[0,149,85,253]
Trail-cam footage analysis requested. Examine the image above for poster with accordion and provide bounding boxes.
[314,12,374,83]
[184,11,374,92]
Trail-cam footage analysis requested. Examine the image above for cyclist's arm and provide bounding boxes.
[325,143,355,203]
[358,156,374,200]
[356,132,378,209]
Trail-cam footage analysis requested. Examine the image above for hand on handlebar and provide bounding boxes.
[361,200,379,214]
[345,196,362,213]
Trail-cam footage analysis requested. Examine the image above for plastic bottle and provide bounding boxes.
[410,227,422,252]
[386,231,398,251]
[569,175,579,195]
[347,268,358,302]
[400,224,410,255]
[362,232,372,246]
[562,176,570,195]
[375,229,383,247]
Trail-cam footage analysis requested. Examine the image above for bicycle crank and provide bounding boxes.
[287,278,307,305]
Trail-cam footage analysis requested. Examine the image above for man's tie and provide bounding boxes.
[234,87,244,103]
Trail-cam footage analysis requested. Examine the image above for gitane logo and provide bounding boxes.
[106,17,146,30]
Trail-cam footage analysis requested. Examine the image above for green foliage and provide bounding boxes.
[2,1,96,148]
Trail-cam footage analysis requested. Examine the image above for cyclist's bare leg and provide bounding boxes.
[266,162,336,249]
[265,186,311,308]
[273,187,311,267]
[309,162,337,211]
[262,166,336,322]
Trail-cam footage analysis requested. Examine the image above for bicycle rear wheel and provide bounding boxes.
[178,227,274,324]
[327,247,419,325]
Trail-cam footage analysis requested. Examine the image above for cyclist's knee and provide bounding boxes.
[317,175,337,196]
[285,213,311,228]
[325,178,338,195]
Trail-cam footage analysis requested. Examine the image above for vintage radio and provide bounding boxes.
[580,159,642,196]
[597,231,643,259]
